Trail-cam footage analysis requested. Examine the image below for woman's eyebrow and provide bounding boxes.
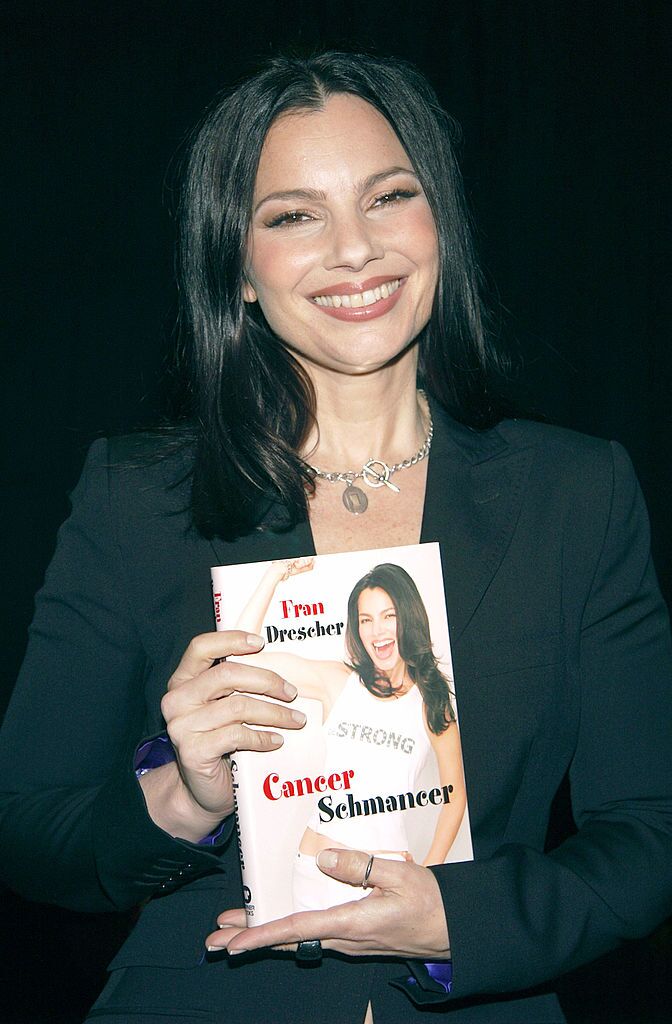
[253,166,419,214]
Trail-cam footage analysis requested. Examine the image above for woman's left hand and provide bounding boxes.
[205,849,451,959]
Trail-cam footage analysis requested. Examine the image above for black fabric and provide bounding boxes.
[1,405,671,1021]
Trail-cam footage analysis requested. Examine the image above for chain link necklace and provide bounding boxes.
[308,397,433,516]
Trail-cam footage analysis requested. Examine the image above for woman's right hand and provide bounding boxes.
[139,631,305,842]
[271,556,315,581]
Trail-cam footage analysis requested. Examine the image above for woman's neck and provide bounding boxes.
[301,363,428,473]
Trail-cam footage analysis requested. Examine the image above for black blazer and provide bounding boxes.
[1,405,671,1023]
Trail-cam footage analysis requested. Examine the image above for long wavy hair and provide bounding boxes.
[176,51,506,538]
[345,563,455,735]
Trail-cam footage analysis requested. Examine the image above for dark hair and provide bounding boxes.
[177,51,504,539]
[345,563,455,735]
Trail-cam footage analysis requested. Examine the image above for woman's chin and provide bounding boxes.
[373,658,403,680]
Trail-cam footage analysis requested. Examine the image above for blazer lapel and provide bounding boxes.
[421,405,535,639]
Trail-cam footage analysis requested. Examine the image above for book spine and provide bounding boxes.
[228,755,257,922]
[211,571,265,923]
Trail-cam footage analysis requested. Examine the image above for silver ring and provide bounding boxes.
[362,854,375,888]
[296,939,322,962]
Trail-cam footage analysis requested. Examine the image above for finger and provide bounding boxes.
[192,660,298,705]
[170,719,298,767]
[209,901,363,953]
[169,631,266,688]
[290,557,314,575]
[164,661,298,719]
[316,849,406,892]
[169,689,307,739]
[206,908,247,952]
[216,909,247,928]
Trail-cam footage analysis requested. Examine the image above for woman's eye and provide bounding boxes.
[265,210,313,228]
[372,188,419,208]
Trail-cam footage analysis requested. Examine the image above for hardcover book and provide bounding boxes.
[211,543,472,925]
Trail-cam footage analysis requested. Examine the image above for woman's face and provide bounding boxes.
[243,94,439,380]
[357,586,403,676]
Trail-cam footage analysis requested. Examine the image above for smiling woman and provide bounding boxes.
[1,50,671,1024]
[243,96,438,371]
[176,53,495,545]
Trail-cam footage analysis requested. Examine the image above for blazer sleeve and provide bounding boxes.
[430,441,672,997]
[0,439,233,912]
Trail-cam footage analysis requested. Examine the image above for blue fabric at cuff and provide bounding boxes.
[134,733,228,846]
[389,960,453,1006]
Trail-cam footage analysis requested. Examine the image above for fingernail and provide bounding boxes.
[291,709,306,724]
[270,733,284,746]
[316,849,338,871]
[228,948,248,956]
[207,944,223,952]
[283,680,298,699]
[246,634,265,648]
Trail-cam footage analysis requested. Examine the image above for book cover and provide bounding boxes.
[211,543,472,925]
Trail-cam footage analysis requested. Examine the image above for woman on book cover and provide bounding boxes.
[234,558,467,910]
[1,49,671,1024]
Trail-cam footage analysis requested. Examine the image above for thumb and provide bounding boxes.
[316,849,398,890]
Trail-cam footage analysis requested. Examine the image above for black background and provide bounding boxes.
[1,2,671,1021]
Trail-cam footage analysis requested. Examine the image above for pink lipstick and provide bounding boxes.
[309,276,406,322]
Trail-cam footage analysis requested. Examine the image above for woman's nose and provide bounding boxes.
[324,212,384,271]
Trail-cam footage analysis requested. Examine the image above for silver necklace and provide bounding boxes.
[309,404,433,516]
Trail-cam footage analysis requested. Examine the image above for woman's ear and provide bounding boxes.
[242,279,257,303]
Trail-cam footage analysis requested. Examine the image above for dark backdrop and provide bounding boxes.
[2,2,670,1021]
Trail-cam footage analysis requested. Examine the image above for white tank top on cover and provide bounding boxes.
[308,671,435,851]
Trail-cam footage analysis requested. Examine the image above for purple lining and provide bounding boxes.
[134,733,227,846]
[414,961,453,992]
[390,959,453,1006]
[135,734,175,772]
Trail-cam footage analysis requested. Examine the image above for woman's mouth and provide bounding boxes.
[372,639,395,661]
[309,278,406,321]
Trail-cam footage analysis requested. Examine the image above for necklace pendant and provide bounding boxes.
[342,483,368,515]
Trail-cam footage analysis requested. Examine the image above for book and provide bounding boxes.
[211,542,472,925]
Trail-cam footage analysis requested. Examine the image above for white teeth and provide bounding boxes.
[312,278,401,308]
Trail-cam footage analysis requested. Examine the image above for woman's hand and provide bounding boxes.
[271,556,315,581]
[206,849,451,960]
[139,631,305,842]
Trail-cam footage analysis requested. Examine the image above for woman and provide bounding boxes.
[1,51,670,1024]
[233,557,466,908]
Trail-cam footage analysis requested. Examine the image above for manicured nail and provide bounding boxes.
[207,944,223,952]
[283,680,298,699]
[316,849,338,871]
[291,709,306,724]
[228,948,248,956]
[247,633,264,648]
